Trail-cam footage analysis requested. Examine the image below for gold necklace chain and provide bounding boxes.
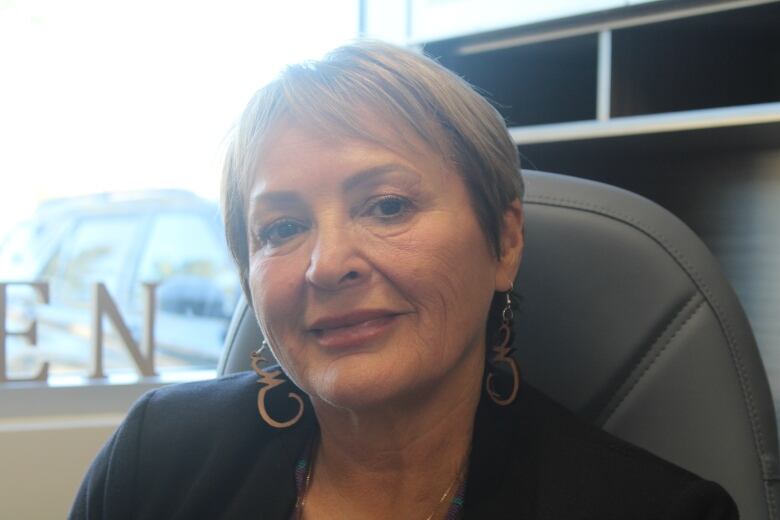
[294,445,468,520]
[422,463,466,520]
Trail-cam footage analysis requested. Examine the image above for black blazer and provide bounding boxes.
[70,371,738,519]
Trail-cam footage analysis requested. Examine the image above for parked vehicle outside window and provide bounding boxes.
[2,190,240,379]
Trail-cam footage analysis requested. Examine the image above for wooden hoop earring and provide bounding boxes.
[486,290,520,406]
[251,341,304,428]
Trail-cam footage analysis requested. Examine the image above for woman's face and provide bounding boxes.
[246,121,521,410]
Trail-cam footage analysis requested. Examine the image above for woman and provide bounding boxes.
[71,41,737,519]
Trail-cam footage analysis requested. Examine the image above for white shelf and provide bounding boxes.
[509,102,780,145]
[453,0,776,55]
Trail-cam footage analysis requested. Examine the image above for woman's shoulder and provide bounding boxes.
[135,369,311,433]
[133,372,257,431]
[507,384,738,518]
[520,385,700,479]
[120,370,313,465]
[69,371,312,519]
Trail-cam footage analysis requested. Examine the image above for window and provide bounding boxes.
[132,212,240,369]
[46,216,143,307]
[0,0,358,385]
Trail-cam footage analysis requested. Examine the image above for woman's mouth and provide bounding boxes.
[308,311,401,350]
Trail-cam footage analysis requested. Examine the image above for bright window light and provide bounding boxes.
[0,0,358,229]
[0,0,358,379]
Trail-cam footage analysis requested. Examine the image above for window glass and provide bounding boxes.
[46,216,142,306]
[0,0,358,385]
[137,213,231,294]
[132,212,239,369]
[4,215,145,379]
[0,215,72,281]
[0,222,37,281]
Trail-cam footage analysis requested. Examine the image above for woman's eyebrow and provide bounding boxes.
[248,191,303,214]
[248,164,421,215]
[342,163,420,192]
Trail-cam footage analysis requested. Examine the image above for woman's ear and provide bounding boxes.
[495,199,524,292]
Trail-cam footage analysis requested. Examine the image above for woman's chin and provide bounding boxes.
[313,374,397,411]
[306,362,419,412]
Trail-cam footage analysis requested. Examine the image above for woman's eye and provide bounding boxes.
[258,220,307,248]
[365,195,412,219]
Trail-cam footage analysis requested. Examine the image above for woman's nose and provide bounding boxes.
[305,224,369,291]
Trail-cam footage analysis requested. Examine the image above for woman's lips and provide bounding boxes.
[309,312,400,350]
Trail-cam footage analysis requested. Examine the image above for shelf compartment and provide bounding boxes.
[611,1,780,117]
[432,33,598,127]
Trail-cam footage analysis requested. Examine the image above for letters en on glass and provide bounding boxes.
[0,282,158,383]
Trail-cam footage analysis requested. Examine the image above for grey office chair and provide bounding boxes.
[218,170,779,519]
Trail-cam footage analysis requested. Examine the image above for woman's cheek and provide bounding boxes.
[250,257,304,355]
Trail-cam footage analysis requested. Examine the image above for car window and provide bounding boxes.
[127,212,239,369]
[135,212,237,318]
[43,216,143,307]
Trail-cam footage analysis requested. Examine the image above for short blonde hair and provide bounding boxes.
[221,40,523,301]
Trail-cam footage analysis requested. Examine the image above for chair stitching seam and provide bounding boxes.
[526,193,772,512]
[600,292,700,424]
[526,195,762,437]
[606,298,706,421]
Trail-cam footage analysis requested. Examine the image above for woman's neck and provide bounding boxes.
[304,350,484,519]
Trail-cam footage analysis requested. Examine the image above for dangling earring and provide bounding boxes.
[485,287,520,406]
[251,340,304,428]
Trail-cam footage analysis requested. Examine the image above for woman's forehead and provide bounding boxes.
[250,122,447,195]
[275,103,449,158]
[255,115,449,174]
